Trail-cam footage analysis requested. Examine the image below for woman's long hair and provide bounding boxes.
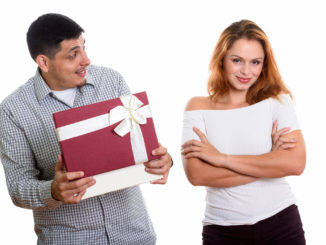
[207,20,292,104]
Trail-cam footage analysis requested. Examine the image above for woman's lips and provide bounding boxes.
[236,76,251,83]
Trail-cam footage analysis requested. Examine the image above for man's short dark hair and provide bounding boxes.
[27,13,84,60]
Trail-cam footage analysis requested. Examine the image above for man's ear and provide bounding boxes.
[36,54,50,73]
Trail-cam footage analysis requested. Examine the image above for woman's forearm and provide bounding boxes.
[222,131,306,178]
[183,129,306,179]
[224,149,305,178]
[182,157,258,187]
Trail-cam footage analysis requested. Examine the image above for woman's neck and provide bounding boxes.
[216,90,249,109]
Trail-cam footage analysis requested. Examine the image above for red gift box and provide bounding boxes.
[53,92,162,198]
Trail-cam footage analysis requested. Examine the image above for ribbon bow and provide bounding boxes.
[109,95,152,136]
[109,94,152,163]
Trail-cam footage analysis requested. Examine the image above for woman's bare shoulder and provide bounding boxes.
[185,96,212,111]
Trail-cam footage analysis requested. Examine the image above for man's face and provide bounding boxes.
[43,35,91,91]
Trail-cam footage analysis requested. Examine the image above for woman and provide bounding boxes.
[181,20,306,244]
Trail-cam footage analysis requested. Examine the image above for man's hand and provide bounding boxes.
[51,155,96,204]
[143,144,172,184]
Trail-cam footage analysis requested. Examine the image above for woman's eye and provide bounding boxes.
[232,58,240,63]
[252,60,261,65]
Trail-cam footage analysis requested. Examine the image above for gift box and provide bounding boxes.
[53,91,162,199]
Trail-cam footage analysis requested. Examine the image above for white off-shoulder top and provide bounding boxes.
[182,94,300,226]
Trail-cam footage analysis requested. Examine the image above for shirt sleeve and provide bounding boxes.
[182,110,206,144]
[0,107,61,210]
[272,94,300,132]
[117,73,131,97]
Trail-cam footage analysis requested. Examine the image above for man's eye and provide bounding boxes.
[69,52,77,59]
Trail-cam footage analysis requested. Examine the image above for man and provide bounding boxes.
[0,13,172,244]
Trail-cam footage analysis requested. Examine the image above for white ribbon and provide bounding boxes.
[109,95,152,163]
[56,94,152,164]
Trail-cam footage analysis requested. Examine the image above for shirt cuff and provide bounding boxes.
[40,180,61,210]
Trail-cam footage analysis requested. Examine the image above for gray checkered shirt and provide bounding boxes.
[0,65,156,245]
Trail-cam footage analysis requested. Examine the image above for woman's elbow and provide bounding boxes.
[293,162,306,176]
[293,139,306,176]
[183,158,202,186]
[290,157,306,176]
[184,169,202,186]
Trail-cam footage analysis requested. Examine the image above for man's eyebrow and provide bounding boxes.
[67,46,80,53]
[67,39,86,53]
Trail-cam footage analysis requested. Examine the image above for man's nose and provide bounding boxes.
[81,50,90,66]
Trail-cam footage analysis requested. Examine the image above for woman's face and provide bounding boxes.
[223,38,265,92]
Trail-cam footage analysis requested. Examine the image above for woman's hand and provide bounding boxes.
[271,120,296,151]
[181,127,227,167]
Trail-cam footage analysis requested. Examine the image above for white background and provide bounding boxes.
[0,0,325,244]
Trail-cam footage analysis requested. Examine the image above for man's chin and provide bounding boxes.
[76,79,87,87]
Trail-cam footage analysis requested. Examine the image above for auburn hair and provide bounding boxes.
[207,20,292,104]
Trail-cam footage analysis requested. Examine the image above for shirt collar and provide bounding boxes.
[34,68,52,103]
[34,67,95,103]
[84,67,95,86]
